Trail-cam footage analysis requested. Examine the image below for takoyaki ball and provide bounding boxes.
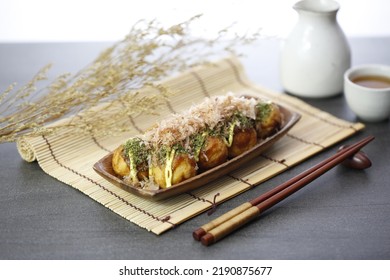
[121,138,150,182]
[256,103,282,139]
[151,153,197,189]
[171,153,197,186]
[228,127,257,158]
[151,164,165,188]
[198,136,228,170]
[112,145,130,177]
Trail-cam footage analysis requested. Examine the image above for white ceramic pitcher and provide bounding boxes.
[280,0,351,98]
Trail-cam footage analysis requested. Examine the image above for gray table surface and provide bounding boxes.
[0,38,389,260]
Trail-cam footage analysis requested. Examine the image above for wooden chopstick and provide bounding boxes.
[193,135,374,241]
[193,135,374,246]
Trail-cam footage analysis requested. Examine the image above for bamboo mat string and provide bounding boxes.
[16,56,364,235]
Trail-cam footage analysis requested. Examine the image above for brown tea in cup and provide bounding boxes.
[351,75,390,89]
[344,64,390,122]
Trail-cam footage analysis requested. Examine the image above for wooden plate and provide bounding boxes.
[93,105,301,200]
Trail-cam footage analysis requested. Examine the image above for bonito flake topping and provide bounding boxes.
[142,92,259,147]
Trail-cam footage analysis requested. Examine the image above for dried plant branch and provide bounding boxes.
[0,14,259,143]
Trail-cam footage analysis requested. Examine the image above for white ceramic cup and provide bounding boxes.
[344,64,390,122]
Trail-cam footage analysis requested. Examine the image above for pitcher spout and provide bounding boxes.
[293,0,340,14]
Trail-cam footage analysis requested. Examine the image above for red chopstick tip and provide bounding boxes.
[200,233,215,246]
[193,228,206,241]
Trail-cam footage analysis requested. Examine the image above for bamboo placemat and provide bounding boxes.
[16,57,364,235]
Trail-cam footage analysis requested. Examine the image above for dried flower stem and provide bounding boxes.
[0,15,259,143]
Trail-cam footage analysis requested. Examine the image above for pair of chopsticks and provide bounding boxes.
[193,135,375,246]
